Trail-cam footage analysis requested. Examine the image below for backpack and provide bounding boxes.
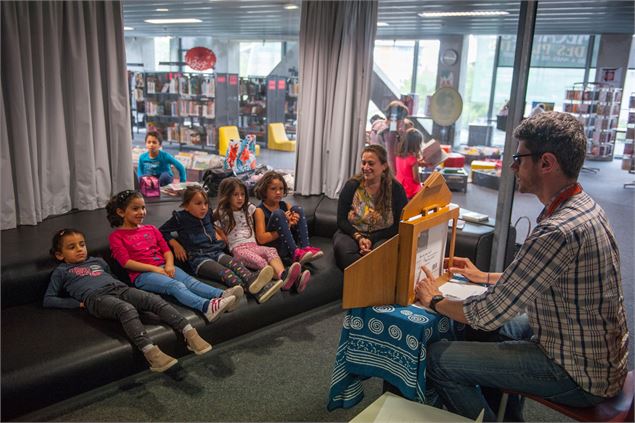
[202,168,233,197]
[139,175,160,197]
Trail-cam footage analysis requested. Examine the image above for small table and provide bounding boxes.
[327,304,464,411]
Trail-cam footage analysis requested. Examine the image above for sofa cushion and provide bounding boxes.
[313,197,338,239]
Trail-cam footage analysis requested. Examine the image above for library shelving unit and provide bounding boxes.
[285,76,299,140]
[624,93,635,189]
[564,82,622,161]
[239,77,267,144]
[144,72,216,152]
[128,70,146,136]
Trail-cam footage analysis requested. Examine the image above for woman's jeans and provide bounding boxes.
[427,315,605,421]
[135,266,223,312]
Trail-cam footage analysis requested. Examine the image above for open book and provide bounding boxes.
[419,139,449,168]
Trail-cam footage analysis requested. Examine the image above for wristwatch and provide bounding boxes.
[429,295,445,312]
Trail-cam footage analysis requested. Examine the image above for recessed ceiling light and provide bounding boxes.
[283,4,298,10]
[144,18,203,24]
[124,26,134,31]
[377,22,389,27]
[155,8,169,12]
[418,11,509,17]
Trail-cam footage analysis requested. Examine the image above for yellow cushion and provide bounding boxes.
[268,123,296,152]
[218,126,240,156]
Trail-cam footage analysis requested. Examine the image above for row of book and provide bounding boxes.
[565,88,622,103]
[563,102,620,116]
[146,75,215,97]
[145,100,215,118]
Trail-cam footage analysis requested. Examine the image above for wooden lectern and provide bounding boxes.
[342,172,460,309]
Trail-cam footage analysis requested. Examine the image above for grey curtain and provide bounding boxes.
[295,0,378,198]
[1,1,133,229]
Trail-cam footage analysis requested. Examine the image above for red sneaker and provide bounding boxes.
[304,246,324,261]
[293,248,313,265]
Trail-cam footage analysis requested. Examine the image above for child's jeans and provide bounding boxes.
[135,266,223,312]
[232,242,279,270]
[84,284,188,350]
[265,205,310,260]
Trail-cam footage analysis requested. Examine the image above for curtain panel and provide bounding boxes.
[1,1,132,229]
[295,0,378,198]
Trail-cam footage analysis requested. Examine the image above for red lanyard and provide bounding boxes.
[538,183,582,222]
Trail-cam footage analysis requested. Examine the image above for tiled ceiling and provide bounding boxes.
[122,0,634,39]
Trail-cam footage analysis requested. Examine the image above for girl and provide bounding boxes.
[159,185,276,303]
[44,228,212,373]
[137,131,187,186]
[214,178,310,296]
[253,171,323,266]
[106,190,237,323]
[395,128,424,199]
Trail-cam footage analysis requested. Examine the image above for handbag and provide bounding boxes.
[140,175,160,197]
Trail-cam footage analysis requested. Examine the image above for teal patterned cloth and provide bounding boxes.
[327,304,463,411]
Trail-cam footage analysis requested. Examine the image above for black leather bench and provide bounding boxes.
[1,194,513,420]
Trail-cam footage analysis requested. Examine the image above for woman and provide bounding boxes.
[333,145,408,270]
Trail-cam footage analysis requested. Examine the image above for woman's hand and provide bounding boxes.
[358,237,372,255]
[414,266,442,308]
[445,257,488,283]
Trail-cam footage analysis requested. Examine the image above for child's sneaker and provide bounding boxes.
[281,262,301,290]
[247,265,274,294]
[184,328,212,355]
[143,346,178,372]
[255,279,284,304]
[204,296,235,322]
[222,286,244,312]
[296,269,311,293]
[304,246,324,261]
[293,248,313,265]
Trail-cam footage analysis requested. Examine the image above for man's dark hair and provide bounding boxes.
[513,111,586,179]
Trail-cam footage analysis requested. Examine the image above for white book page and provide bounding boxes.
[439,281,488,300]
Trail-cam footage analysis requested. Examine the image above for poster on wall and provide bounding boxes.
[598,67,623,87]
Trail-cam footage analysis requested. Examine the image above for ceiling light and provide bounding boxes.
[155,8,169,12]
[144,18,202,24]
[124,26,134,31]
[283,4,298,10]
[418,11,509,17]
[377,22,389,27]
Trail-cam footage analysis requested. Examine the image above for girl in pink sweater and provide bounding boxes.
[107,190,239,322]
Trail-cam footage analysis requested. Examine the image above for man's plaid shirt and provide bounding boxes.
[464,191,628,397]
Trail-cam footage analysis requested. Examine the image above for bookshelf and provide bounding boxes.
[285,76,299,140]
[144,72,216,152]
[564,82,622,161]
[239,77,267,144]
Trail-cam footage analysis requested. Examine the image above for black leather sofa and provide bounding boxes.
[1,194,514,420]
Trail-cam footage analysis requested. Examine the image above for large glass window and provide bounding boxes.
[374,40,415,94]
[414,40,440,116]
[240,42,282,77]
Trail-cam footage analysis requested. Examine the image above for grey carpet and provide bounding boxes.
[23,301,574,422]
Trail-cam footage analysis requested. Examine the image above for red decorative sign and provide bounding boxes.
[229,75,238,85]
[268,80,276,90]
[184,47,217,71]
[277,79,286,90]
[217,75,226,83]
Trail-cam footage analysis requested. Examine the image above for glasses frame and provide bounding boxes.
[512,152,543,165]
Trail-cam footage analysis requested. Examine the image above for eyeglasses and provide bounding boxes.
[512,152,543,165]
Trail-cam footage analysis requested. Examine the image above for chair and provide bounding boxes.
[218,125,260,157]
[497,371,634,422]
[267,123,296,152]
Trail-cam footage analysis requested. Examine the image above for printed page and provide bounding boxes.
[414,223,447,288]
[439,281,488,300]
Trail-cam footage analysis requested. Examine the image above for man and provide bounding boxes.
[415,112,629,421]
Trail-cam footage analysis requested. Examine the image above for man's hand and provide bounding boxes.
[445,257,488,283]
[414,266,442,307]
[358,237,372,255]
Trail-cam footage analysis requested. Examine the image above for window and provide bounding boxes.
[240,42,282,77]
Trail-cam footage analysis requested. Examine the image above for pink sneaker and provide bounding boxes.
[293,248,313,265]
[281,262,301,290]
[304,246,324,261]
[296,269,311,293]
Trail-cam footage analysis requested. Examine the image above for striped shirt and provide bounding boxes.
[464,190,628,397]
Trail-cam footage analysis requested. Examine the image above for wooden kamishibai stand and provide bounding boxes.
[342,172,460,308]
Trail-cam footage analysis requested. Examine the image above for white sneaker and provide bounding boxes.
[204,296,235,322]
[248,265,275,294]
[222,286,244,312]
